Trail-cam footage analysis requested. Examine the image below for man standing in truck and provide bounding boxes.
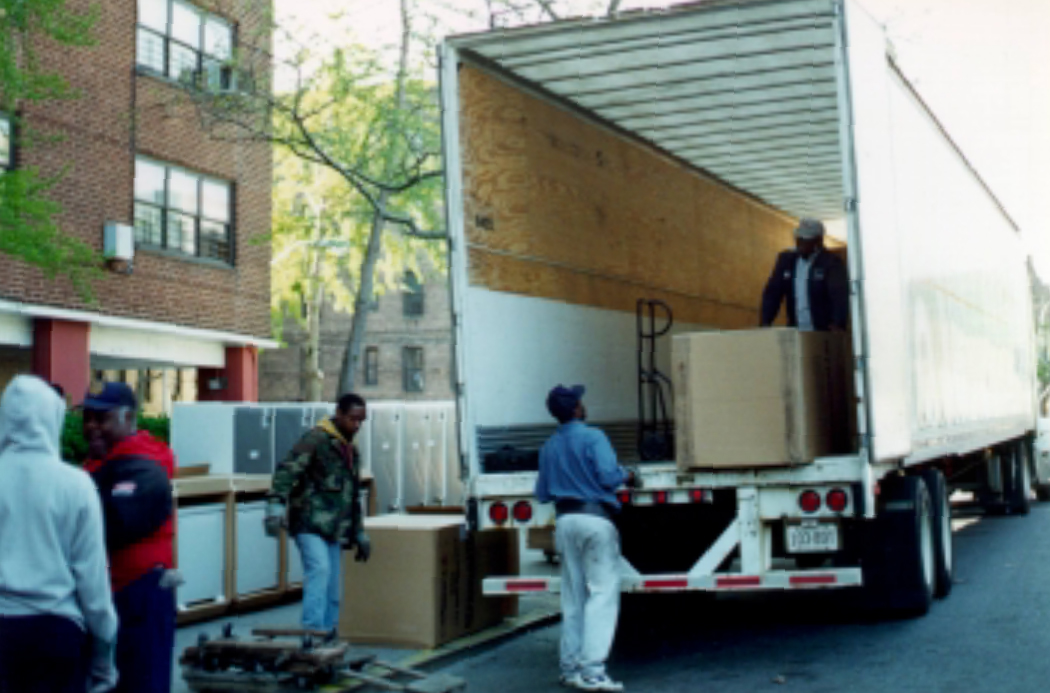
[535,385,636,693]
[760,217,849,332]
[265,393,371,633]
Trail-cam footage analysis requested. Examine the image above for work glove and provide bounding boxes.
[354,531,371,563]
[86,637,118,693]
[624,466,643,489]
[263,501,286,538]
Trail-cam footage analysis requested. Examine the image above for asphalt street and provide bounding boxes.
[443,501,1050,693]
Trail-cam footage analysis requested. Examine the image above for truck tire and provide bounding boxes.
[1036,484,1050,502]
[862,475,935,617]
[1007,443,1032,515]
[919,468,953,599]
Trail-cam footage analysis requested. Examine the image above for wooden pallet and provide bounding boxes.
[181,626,465,693]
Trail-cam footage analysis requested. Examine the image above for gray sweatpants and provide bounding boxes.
[556,513,621,679]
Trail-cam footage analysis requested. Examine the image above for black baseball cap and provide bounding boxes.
[82,382,138,412]
[546,384,585,422]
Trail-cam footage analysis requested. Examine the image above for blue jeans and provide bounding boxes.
[294,533,342,631]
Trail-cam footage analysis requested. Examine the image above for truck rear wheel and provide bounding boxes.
[919,469,953,599]
[863,475,935,617]
[1007,443,1032,515]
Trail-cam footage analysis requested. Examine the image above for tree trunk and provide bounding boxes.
[301,217,326,402]
[338,202,388,394]
[305,270,325,402]
[336,0,412,396]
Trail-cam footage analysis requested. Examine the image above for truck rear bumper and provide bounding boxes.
[483,568,863,595]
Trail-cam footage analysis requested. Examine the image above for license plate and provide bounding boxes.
[786,523,839,553]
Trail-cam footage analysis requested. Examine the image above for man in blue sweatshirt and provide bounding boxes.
[535,385,636,693]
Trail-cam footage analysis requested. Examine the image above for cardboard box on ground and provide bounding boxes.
[339,515,519,649]
[673,328,855,470]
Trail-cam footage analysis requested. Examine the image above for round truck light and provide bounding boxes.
[689,489,705,503]
[826,488,848,513]
[799,490,822,514]
[513,500,533,523]
[489,502,509,525]
[617,491,632,505]
[654,490,669,505]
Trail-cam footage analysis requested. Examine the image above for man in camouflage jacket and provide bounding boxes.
[265,393,371,631]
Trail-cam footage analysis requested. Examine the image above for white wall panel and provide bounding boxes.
[844,0,913,460]
[465,288,706,428]
[886,69,1035,453]
[845,0,1034,461]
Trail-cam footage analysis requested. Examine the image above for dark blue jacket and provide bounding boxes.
[760,250,849,331]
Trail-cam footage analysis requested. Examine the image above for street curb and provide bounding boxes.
[398,609,563,671]
[323,609,562,690]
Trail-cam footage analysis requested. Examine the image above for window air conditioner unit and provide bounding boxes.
[103,223,135,261]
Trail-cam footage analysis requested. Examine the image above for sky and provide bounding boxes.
[274,0,1050,278]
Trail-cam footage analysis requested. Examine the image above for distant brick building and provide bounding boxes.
[260,267,454,403]
[0,0,274,406]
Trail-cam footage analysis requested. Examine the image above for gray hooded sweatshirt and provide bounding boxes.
[0,375,117,641]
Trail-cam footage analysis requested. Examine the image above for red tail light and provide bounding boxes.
[799,490,821,514]
[826,488,848,513]
[489,502,509,525]
[512,500,533,523]
[617,490,632,505]
[689,489,705,503]
[654,490,668,505]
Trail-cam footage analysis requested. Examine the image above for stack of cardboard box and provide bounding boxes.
[673,328,854,470]
[339,515,519,649]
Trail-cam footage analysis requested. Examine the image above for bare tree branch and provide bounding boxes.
[535,0,560,20]
[381,211,446,240]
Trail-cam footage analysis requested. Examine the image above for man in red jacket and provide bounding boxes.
[83,382,176,693]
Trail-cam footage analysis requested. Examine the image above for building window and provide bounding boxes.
[0,114,11,170]
[364,346,379,386]
[137,0,235,90]
[134,157,233,263]
[403,347,424,393]
[403,271,425,317]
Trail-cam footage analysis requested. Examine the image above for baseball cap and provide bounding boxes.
[546,384,585,422]
[82,382,138,412]
[794,218,826,240]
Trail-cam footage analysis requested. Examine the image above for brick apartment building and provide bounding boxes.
[0,0,274,405]
[260,265,454,403]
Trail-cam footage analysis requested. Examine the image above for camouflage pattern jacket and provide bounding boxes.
[268,418,362,544]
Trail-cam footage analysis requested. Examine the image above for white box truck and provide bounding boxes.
[439,0,1039,615]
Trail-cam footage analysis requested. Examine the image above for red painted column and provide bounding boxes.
[32,318,90,404]
[197,345,259,402]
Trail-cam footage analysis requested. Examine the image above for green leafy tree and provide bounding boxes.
[0,0,103,296]
[178,0,445,395]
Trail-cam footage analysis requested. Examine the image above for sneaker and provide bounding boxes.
[575,674,625,692]
[560,672,582,687]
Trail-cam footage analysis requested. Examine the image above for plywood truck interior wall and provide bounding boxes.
[458,65,823,432]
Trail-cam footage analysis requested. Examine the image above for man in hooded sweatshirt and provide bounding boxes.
[265,393,371,632]
[83,381,177,693]
[0,375,119,693]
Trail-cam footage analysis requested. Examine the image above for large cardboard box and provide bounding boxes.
[673,328,851,469]
[338,515,519,649]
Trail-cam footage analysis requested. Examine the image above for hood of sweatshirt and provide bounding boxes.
[0,375,65,462]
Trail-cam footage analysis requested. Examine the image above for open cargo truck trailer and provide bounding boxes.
[438,0,1040,616]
